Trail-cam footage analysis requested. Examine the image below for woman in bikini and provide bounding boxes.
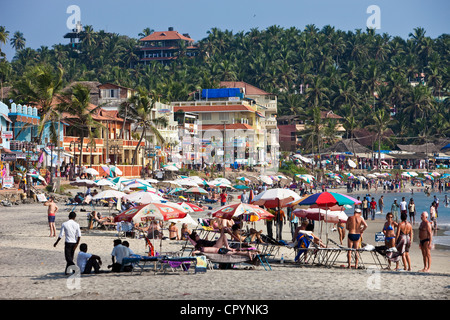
[383,212,398,269]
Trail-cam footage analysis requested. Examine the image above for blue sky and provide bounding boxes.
[1,0,449,61]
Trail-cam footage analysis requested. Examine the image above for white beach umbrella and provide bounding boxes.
[348,159,357,168]
[258,175,274,185]
[85,168,99,176]
[251,188,301,208]
[92,190,126,200]
[123,191,166,204]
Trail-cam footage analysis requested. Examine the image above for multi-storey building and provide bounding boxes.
[138,27,198,65]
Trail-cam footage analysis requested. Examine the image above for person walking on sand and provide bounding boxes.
[378,196,384,215]
[396,212,413,271]
[53,211,81,275]
[419,211,433,272]
[346,208,368,269]
[44,196,58,237]
[408,198,417,225]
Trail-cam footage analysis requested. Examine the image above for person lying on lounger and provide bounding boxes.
[230,224,265,244]
[89,211,116,229]
[188,230,257,258]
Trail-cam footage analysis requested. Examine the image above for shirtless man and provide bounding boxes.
[419,211,432,272]
[44,197,58,237]
[346,208,368,269]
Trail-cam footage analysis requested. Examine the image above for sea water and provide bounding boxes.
[350,189,450,248]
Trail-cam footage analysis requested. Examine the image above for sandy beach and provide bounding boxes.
[0,187,449,302]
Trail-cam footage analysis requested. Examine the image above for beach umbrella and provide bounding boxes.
[233,184,250,190]
[168,187,186,194]
[291,191,361,208]
[163,164,179,171]
[92,190,126,200]
[94,178,116,188]
[258,175,274,185]
[110,166,123,176]
[345,172,356,179]
[366,174,377,178]
[236,176,251,183]
[424,174,434,180]
[293,206,348,224]
[123,179,152,186]
[70,178,98,187]
[430,172,441,177]
[114,203,187,224]
[209,177,232,185]
[146,178,159,184]
[175,179,199,187]
[169,213,198,225]
[357,175,367,181]
[251,188,301,208]
[158,180,182,188]
[212,203,274,220]
[296,174,316,184]
[101,165,111,176]
[84,168,99,176]
[185,186,208,195]
[441,173,450,179]
[123,191,166,204]
[348,159,357,168]
[177,202,204,212]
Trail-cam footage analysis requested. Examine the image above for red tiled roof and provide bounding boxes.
[219,81,272,96]
[140,31,194,42]
[173,105,256,113]
[200,123,254,130]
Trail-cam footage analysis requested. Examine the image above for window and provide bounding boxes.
[202,113,211,121]
[219,113,229,121]
[102,89,118,98]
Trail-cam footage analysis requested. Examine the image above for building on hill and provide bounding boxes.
[138,27,198,65]
[277,111,345,152]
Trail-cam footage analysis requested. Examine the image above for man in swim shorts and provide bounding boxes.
[346,208,367,269]
[419,211,432,272]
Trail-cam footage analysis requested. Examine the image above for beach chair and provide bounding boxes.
[121,256,144,274]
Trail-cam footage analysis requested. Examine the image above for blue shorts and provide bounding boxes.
[348,233,361,242]
[48,215,56,223]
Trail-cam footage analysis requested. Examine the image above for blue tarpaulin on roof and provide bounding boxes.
[202,88,241,99]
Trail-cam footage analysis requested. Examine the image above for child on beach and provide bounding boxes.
[44,197,58,237]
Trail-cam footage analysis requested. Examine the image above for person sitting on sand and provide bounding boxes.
[76,243,102,274]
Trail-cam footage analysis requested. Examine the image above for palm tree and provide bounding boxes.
[10,64,64,144]
[10,31,26,51]
[367,107,396,169]
[119,89,168,165]
[0,26,9,59]
[59,84,103,168]
[138,27,154,39]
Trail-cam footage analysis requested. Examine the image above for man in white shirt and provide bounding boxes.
[400,197,408,215]
[240,190,248,204]
[110,239,131,272]
[54,211,81,275]
[77,243,102,274]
